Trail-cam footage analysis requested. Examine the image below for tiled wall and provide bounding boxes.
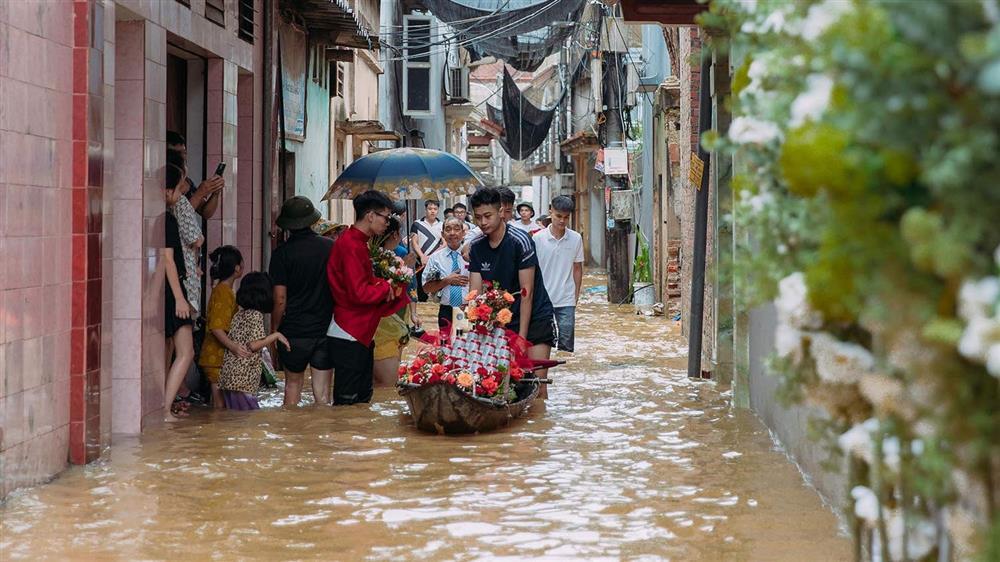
[69,0,110,465]
[112,18,166,434]
[237,72,255,266]
[2,0,262,498]
[1,0,75,495]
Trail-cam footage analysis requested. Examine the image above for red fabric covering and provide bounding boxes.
[326,226,409,345]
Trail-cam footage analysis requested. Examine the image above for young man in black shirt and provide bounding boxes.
[468,187,555,394]
[269,196,335,406]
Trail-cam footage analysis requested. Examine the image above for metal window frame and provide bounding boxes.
[403,15,433,117]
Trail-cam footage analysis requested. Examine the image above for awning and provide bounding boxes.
[287,0,378,49]
[336,120,401,142]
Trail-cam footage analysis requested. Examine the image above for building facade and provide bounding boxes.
[0,0,376,498]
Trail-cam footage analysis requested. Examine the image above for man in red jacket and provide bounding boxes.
[326,190,409,405]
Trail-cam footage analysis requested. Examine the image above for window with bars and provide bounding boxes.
[238,0,254,43]
[206,0,225,27]
[403,15,433,116]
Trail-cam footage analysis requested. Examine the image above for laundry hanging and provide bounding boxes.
[489,67,557,160]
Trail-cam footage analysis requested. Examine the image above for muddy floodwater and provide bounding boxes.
[1,277,850,561]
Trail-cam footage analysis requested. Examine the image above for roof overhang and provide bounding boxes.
[560,131,599,154]
[479,118,504,138]
[617,0,707,25]
[336,120,401,142]
[444,103,476,124]
[284,0,379,49]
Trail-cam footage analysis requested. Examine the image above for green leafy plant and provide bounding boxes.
[707,0,1000,557]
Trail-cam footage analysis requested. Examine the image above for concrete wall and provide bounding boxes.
[283,40,331,209]
[748,304,847,511]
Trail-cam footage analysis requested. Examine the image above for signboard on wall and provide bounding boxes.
[280,23,308,140]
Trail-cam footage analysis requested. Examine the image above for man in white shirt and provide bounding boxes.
[421,217,470,334]
[533,195,584,353]
[510,202,536,233]
[410,199,443,302]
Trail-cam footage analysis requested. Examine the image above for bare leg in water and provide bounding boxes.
[165,325,195,422]
[528,343,552,399]
[373,356,401,388]
[311,369,333,405]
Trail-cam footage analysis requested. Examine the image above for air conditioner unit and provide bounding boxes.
[448,67,469,101]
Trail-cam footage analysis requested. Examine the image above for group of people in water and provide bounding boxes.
[160,137,584,422]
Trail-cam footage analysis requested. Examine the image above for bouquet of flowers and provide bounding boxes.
[368,239,414,286]
[463,281,517,333]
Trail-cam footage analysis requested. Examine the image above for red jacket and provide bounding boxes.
[327,226,409,346]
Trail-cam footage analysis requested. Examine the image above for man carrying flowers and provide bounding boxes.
[467,187,555,395]
[326,190,409,405]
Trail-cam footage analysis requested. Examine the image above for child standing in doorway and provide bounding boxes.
[219,272,290,410]
[198,245,251,409]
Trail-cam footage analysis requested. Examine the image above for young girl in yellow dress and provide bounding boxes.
[198,246,248,409]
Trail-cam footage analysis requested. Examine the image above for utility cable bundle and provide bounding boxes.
[416,0,586,71]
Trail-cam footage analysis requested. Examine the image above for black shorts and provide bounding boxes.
[278,336,334,373]
[524,314,556,348]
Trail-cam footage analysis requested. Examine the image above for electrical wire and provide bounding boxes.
[382,0,565,63]
[378,0,515,52]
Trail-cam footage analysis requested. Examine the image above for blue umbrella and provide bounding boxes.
[323,148,483,201]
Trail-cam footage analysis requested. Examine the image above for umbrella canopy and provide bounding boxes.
[324,148,483,201]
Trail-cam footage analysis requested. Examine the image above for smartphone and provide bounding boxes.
[214,161,226,177]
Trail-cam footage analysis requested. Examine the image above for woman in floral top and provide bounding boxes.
[219,272,289,410]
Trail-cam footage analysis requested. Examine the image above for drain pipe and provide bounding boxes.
[687,54,713,379]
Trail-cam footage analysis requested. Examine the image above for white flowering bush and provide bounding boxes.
[704,0,1000,558]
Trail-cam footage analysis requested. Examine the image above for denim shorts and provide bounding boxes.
[553,306,576,352]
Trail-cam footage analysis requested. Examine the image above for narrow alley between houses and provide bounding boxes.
[0,276,849,560]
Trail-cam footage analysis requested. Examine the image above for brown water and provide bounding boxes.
[0,278,850,561]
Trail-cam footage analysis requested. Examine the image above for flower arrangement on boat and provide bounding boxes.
[398,280,530,401]
[397,344,525,401]
[463,281,517,333]
[368,238,414,286]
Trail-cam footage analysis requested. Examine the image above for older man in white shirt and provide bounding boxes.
[422,217,470,334]
[533,195,584,353]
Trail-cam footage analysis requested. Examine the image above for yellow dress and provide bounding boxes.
[198,283,237,383]
[373,312,409,361]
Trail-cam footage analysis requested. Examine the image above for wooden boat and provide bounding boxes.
[397,378,542,434]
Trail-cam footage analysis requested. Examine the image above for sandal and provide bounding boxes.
[170,401,190,417]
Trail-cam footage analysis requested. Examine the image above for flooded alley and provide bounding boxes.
[0,279,849,560]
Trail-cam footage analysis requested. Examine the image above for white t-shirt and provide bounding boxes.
[410,218,443,257]
[508,219,535,233]
[533,226,584,308]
